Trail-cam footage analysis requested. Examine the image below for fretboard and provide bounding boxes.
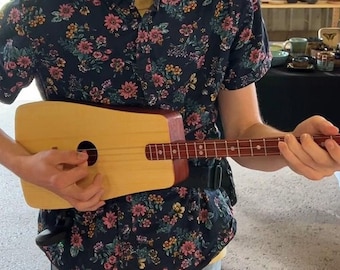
[145,135,340,160]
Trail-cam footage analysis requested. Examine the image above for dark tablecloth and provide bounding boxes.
[256,66,340,131]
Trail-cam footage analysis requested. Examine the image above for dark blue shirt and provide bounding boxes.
[0,0,270,269]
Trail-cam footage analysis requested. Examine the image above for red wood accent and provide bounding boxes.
[146,135,340,160]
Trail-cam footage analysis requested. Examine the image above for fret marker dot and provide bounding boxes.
[230,146,235,151]
[199,151,204,156]
[256,145,261,150]
[158,150,163,155]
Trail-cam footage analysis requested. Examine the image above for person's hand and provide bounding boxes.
[18,149,105,211]
[278,115,340,180]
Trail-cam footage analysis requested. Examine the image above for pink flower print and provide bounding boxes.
[240,28,253,42]
[108,255,117,264]
[186,112,201,126]
[118,81,138,99]
[48,66,63,80]
[180,241,196,256]
[178,187,188,198]
[162,0,181,5]
[77,40,94,54]
[59,4,75,20]
[110,58,125,72]
[104,14,123,32]
[17,56,32,68]
[71,233,83,248]
[142,219,151,228]
[93,241,104,253]
[5,61,17,70]
[103,211,118,229]
[103,262,112,270]
[93,51,103,59]
[249,48,261,63]
[194,130,206,140]
[179,24,194,37]
[198,209,209,223]
[152,73,165,87]
[181,258,190,269]
[8,8,21,24]
[131,203,147,217]
[145,64,152,72]
[92,0,101,6]
[136,30,149,43]
[196,55,205,69]
[96,35,107,46]
[149,28,163,44]
[221,16,234,31]
[90,86,104,101]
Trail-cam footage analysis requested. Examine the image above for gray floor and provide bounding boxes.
[0,85,339,270]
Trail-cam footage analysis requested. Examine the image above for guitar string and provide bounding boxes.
[79,144,283,162]
[55,136,335,160]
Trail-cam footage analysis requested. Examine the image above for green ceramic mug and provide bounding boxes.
[283,37,308,57]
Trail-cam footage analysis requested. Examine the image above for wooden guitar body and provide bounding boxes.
[15,101,188,209]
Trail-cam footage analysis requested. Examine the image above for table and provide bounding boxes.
[261,2,340,27]
[255,65,340,131]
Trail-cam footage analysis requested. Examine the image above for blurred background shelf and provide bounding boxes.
[262,2,339,27]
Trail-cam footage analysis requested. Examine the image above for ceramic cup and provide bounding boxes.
[306,37,324,56]
[316,51,335,71]
[283,37,308,57]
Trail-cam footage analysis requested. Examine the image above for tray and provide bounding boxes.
[267,0,286,4]
[318,27,340,49]
[327,1,340,4]
[287,62,315,71]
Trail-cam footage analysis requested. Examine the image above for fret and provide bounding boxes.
[185,143,189,159]
[225,141,229,157]
[145,135,340,160]
[155,144,160,160]
[162,144,166,160]
[214,141,218,158]
[203,141,208,158]
[147,144,153,160]
[176,143,181,159]
[249,139,254,156]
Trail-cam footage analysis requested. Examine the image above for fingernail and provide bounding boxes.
[300,133,310,142]
[77,151,87,159]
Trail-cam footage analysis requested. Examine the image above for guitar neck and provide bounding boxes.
[146,135,340,160]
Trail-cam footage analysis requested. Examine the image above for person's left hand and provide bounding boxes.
[278,115,340,180]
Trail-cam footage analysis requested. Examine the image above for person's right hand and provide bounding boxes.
[17,149,105,212]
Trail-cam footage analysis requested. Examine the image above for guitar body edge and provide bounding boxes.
[15,101,188,209]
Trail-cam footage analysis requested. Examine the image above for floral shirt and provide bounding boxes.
[0,0,270,269]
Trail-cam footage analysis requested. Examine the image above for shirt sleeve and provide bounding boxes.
[221,0,272,90]
[0,1,36,104]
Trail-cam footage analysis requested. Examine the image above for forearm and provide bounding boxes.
[0,128,31,177]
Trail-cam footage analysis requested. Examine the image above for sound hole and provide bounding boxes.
[77,141,98,166]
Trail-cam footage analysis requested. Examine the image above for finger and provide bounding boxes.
[294,116,339,136]
[64,175,105,211]
[279,135,333,180]
[299,134,332,167]
[47,150,89,167]
[323,139,340,168]
[50,162,89,189]
[278,136,323,180]
[284,134,315,166]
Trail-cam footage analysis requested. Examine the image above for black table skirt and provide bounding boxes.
[255,66,340,131]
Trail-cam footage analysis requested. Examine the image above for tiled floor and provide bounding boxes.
[0,86,339,270]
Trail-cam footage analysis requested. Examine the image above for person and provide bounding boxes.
[0,0,339,269]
